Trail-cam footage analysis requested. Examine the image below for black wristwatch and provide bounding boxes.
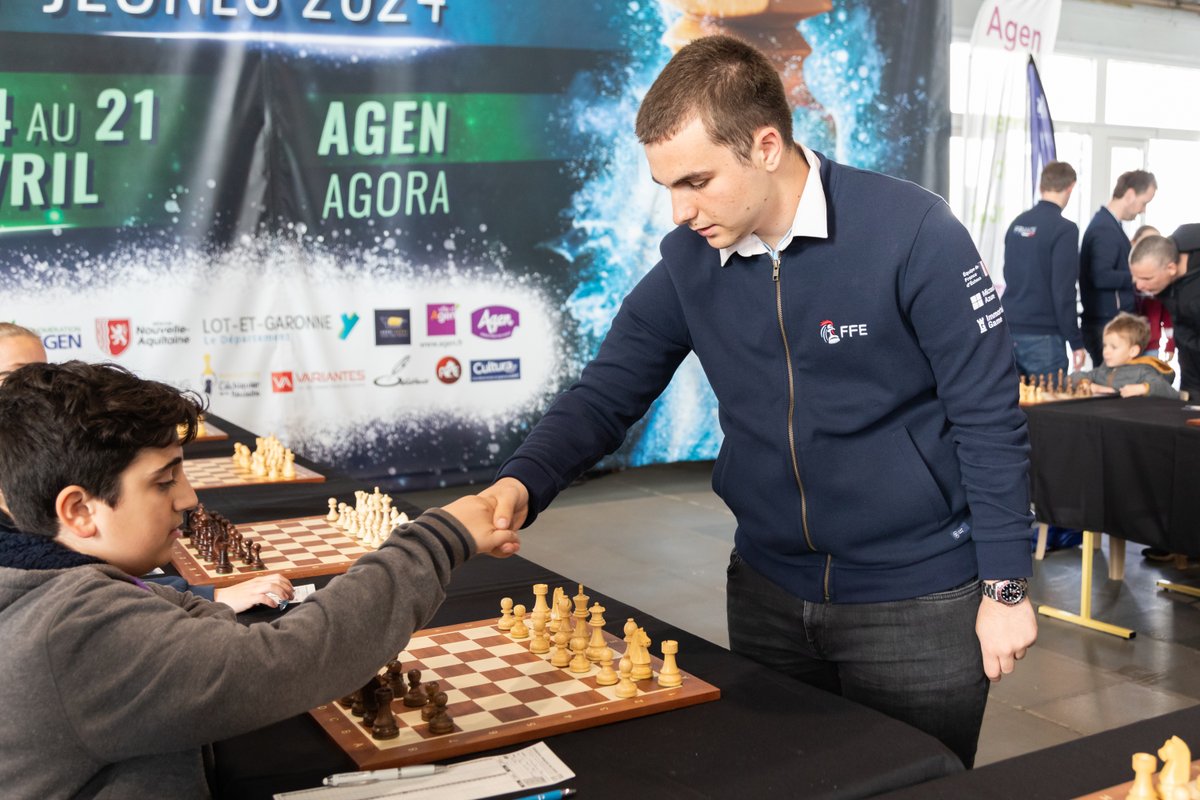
[981,578,1029,605]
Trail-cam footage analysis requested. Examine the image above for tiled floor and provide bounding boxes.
[405,460,1200,768]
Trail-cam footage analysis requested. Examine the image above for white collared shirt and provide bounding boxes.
[719,144,829,267]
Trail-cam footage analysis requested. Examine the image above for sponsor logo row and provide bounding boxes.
[72,305,519,356]
[266,356,519,392]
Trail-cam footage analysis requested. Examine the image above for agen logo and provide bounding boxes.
[95,318,132,357]
[470,306,520,340]
[436,356,461,384]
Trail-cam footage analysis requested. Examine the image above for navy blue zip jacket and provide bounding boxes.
[1003,200,1083,349]
[1079,206,1133,322]
[498,155,1033,603]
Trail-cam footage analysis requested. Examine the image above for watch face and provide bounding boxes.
[995,580,1028,605]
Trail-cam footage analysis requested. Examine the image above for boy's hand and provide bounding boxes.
[1119,383,1149,398]
[478,477,530,532]
[214,574,295,612]
[441,495,521,558]
[1090,384,1116,395]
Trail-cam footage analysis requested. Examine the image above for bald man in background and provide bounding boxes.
[0,323,47,379]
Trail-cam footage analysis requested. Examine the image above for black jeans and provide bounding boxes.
[726,550,988,768]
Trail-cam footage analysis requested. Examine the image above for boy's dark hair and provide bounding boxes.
[1104,312,1151,353]
[1039,161,1076,193]
[636,34,791,162]
[0,361,203,537]
[1130,234,1178,270]
[1111,170,1156,199]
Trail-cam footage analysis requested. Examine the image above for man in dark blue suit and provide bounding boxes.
[1079,170,1156,366]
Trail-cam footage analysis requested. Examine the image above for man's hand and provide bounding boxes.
[1071,349,1087,371]
[976,593,1037,681]
[441,494,521,558]
[478,477,530,533]
[214,574,295,613]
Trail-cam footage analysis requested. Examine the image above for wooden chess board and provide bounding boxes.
[170,515,371,587]
[192,420,228,443]
[182,456,324,490]
[1075,757,1200,798]
[309,618,721,770]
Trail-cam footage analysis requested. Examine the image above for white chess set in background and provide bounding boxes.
[325,487,411,549]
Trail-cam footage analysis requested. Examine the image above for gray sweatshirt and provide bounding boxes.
[1075,355,1179,398]
[0,509,475,799]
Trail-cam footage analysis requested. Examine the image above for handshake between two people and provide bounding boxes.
[441,478,530,559]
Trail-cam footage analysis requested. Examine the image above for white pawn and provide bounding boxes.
[595,647,618,686]
[326,498,338,522]
[498,597,515,631]
[615,655,637,699]
[282,450,295,479]
[657,640,682,688]
[530,611,550,654]
[510,604,529,639]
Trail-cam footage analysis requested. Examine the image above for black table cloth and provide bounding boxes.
[875,704,1200,799]
[1026,397,1200,554]
[212,555,962,800]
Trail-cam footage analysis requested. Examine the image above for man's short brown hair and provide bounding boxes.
[1039,162,1076,193]
[635,34,791,162]
[1112,170,1157,199]
[1130,235,1178,270]
[1103,312,1151,352]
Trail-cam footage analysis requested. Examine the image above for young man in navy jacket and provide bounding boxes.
[1002,161,1086,377]
[1079,170,1157,365]
[480,35,1035,768]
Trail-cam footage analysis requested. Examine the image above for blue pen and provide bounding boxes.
[513,789,575,800]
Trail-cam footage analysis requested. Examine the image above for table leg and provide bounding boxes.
[1155,580,1200,599]
[1108,536,1125,581]
[1034,522,1049,561]
[1037,531,1135,639]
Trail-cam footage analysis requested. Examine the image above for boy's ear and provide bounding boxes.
[55,486,100,539]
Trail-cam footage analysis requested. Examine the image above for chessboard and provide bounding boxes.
[183,456,324,490]
[192,419,228,443]
[309,617,721,770]
[170,515,371,588]
[1075,760,1200,799]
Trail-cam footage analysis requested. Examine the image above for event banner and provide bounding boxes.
[0,1,949,489]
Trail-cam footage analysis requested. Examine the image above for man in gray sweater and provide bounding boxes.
[0,360,519,799]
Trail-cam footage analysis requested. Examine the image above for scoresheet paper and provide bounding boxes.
[273,741,574,800]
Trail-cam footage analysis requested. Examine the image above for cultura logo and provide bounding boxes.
[271,371,295,393]
[819,319,840,344]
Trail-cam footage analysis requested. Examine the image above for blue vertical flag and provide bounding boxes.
[1027,55,1057,202]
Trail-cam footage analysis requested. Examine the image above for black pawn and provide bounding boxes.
[403,668,425,708]
[371,687,400,740]
[427,691,454,735]
[341,689,360,709]
[215,542,233,574]
[386,660,405,696]
[360,676,382,727]
[420,681,440,722]
[252,543,266,571]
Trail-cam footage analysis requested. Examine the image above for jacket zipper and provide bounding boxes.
[772,253,831,601]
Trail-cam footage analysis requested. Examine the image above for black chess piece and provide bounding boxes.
[385,660,405,696]
[350,688,365,716]
[427,691,454,735]
[420,681,440,722]
[370,687,400,740]
[241,536,255,566]
[403,668,425,708]
[251,543,265,571]
[341,689,360,709]
[215,541,233,574]
[360,676,382,726]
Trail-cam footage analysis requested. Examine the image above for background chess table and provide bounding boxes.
[183,457,325,490]
[170,515,370,588]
